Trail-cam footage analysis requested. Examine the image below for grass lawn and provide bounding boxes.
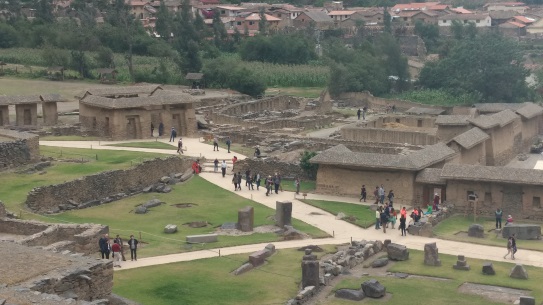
[0,147,168,212]
[433,215,543,252]
[332,249,543,305]
[282,180,316,193]
[25,176,329,257]
[205,140,253,157]
[113,246,337,305]
[106,141,176,150]
[266,87,324,98]
[301,200,375,228]
[40,135,101,141]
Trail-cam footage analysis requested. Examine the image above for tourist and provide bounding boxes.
[247,173,254,190]
[213,136,219,151]
[360,185,366,202]
[392,105,396,113]
[113,234,125,261]
[191,160,200,174]
[389,208,397,229]
[266,175,273,196]
[151,123,154,137]
[237,172,242,191]
[232,173,238,191]
[278,173,283,192]
[375,207,381,230]
[504,235,513,259]
[169,127,177,142]
[221,160,227,177]
[245,169,251,187]
[357,108,361,120]
[425,204,433,215]
[380,209,388,233]
[273,173,280,194]
[399,215,407,236]
[254,145,261,157]
[373,186,379,204]
[294,177,300,195]
[231,156,237,172]
[400,206,407,219]
[178,137,185,154]
[226,137,231,153]
[213,158,219,172]
[362,106,367,120]
[512,234,517,259]
[433,193,440,211]
[417,207,424,221]
[255,173,261,190]
[128,235,138,261]
[495,208,503,229]
[379,185,385,204]
[506,214,514,226]
[387,190,394,206]
[98,234,110,259]
[158,122,164,136]
[112,241,122,267]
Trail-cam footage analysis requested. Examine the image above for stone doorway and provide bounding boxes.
[172,113,182,135]
[423,185,445,206]
[126,116,140,139]
[23,109,31,125]
[0,110,3,126]
[104,117,110,136]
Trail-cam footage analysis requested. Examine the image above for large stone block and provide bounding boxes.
[519,296,535,305]
[0,201,6,218]
[482,262,495,275]
[237,206,254,232]
[510,264,528,279]
[143,199,163,208]
[468,224,484,238]
[387,243,409,261]
[186,234,218,243]
[164,224,177,234]
[424,242,441,266]
[361,279,386,298]
[302,249,319,288]
[407,222,433,237]
[502,224,541,240]
[249,250,268,267]
[372,258,389,268]
[275,201,292,228]
[335,289,365,301]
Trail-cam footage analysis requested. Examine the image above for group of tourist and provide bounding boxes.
[211,136,232,153]
[98,233,139,268]
[374,205,408,236]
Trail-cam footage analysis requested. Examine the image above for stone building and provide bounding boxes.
[0,129,40,169]
[78,85,197,140]
[0,94,65,127]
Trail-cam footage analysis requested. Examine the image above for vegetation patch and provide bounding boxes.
[106,141,176,150]
[300,199,375,228]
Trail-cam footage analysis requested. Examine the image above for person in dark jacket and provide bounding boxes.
[98,233,110,259]
[158,122,164,136]
[399,216,407,236]
[128,235,139,261]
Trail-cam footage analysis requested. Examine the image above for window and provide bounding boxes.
[476,19,480,23]
[417,119,422,127]
[403,17,407,21]
[302,18,305,22]
[249,21,254,25]
[467,191,476,201]
[534,197,541,209]
[237,21,241,25]
[221,10,225,14]
[396,118,400,123]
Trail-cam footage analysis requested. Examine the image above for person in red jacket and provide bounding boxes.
[112,241,122,268]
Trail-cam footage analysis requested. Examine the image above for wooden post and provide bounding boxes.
[474,200,477,223]
[139,231,142,243]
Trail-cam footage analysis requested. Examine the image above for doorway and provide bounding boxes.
[0,110,3,126]
[23,109,32,125]
[126,117,137,139]
[104,117,110,136]
[172,114,181,135]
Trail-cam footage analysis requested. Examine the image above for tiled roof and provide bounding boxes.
[0,95,42,105]
[515,102,543,119]
[328,10,356,15]
[435,115,471,125]
[499,21,526,28]
[75,85,162,99]
[245,13,281,21]
[473,102,525,113]
[438,13,489,20]
[468,109,518,129]
[415,168,446,185]
[300,10,333,23]
[450,7,472,14]
[392,2,440,10]
[514,15,535,23]
[40,94,68,103]
[441,164,543,186]
[80,93,195,109]
[405,107,445,115]
[450,127,489,149]
[310,143,456,170]
[489,10,517,19]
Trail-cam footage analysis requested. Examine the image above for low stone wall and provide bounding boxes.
[0,129,40,170]
[338,91,449,112]
[26,156,193,214]
[0,218,49,235]
[220,96,303,116]
[211,113,333,130]
[234,157,312,181]
[341,127,437,146]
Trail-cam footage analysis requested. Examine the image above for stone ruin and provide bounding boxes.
[452,255,470,271]
[232,244,276,275]
[424,242,441,266]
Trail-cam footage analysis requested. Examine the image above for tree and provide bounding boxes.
[203,56,266,97]
[95,46,115,68]
[414,20,439,52]
[0,23,18,48]
[70,50,92,78]
[155,0,172,40]
[107,0,138,81]
[212,8,228,49]
[258,8,267,35]
[300,151,318,179]
[383,7,391,34]
[419,32,531,102]
[35,0,54,23]
[451,20,464,40]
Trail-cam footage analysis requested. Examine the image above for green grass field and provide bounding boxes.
[113,246,336,305]
[0,146,168,211]
[301,200,375,228]
[205,140,254,157]
[106,141,176,150]
[40,135,101,141]
[433,215,543,252]
[281,180,316,193]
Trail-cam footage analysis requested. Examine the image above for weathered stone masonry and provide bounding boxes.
[0,129,39,169]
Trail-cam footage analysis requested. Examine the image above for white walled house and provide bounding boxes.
[438,14,491,27]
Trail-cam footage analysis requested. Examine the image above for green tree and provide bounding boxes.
[419,32,531,102]
[258,7,267,35]
[0,23,19,48]
[212,8,228,49]
[70,50,92,78]
[155,0,172,40]
[107,0,138,81]
[383,7,391,34]
[203,56,266,97]
[42,44,70,67]
[414,20,440,52]
[451,20,464,40]
[35,0,54,23]
[299,151,318,179]
[95,46,115,68]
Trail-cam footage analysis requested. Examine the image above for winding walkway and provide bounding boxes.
[40,137,543,270]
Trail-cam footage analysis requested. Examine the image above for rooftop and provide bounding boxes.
[435,115,471,126]
[80,92,196,109]
[415,168,446,185]
[298,10,333,23]
[0,95,42,105]
[328,10,356,15]
[449,127,489,149]
[441,163,543,186]
[75,85,162,99]
[468,109,518,129]
[473,102,526,113]
[438,13,489,20]
[405,107,445,115]
[515,102,543,119]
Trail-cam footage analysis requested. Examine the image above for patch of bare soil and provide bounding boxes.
[458,282,531,304]
[270,148,306,162]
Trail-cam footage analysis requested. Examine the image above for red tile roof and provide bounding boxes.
[244,12,281,21]
[513,15,535,24]
[328,10,356,16]
[450,7,472,14]
[502,20,526,27]
[392,2,440,11]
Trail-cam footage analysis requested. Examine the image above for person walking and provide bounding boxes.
[112,241,122,267]
[495,208,503,229]
[380,209,388,233]
[231,156,237,172]
[399,215,407,236]
[433,193,440,211]
[273,173,280,194]
[226,137,231,153]
[247,174,254,190]
[266,175,272,196]
[511,234,517,260]
[357,108,361,120]
[177,138,183,154]
[389,208,397,229]
[255,173,261,190]
[128,235,139,261]
[213,137,219,151]
[237,172,242,191]
[232,173,238,191]
[373,186,379,204]
[169,127,177,142]
[158,122,164,136]
[221,160,227,177]
[294,177,300,195]
[360,185,366,202]
[245,170,251,187]
[213,158,219,172]
[504,235,514,259]
[362,106,367,120]
[113,234,125,261]
[387,190,394,207]
[379,185,385,204]
[375,207,381,230]
[151,123,154,137]
[98,234,110,259]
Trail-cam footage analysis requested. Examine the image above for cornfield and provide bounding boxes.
[236,61,329,87]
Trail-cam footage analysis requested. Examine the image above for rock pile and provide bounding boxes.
[335,279,386,302]
[232,244,276,275]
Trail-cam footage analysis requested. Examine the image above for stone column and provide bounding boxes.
[237,206,254,232]
[275,201,292,228]
[301,249,319,288]
[424,242,441,266]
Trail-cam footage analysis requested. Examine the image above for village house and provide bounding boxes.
[484,2,528,14]
[328,10,356,22]
[394,10,439,26]
[0,94,65,127]
[293,9,334,29]
[391,2,441,13]
[77,85,197,140]
[438,13,492,27]
[216,5,246,17]
[234,12,281,31]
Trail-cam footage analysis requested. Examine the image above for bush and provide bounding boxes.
[300,151,318,179]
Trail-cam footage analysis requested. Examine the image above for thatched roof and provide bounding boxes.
[515,102,543,119]
[435,115,471,126]
[468,109,518,129]
[80,92,196,109]
[0,95,42,105]
[75,85,162,99]
[473,103,525,114]
[415,168,446,185]
[441,164,543,186]
[310,143,456,171]
[449,127,489,149]
[405,107,445,115]
[40,94,68,103]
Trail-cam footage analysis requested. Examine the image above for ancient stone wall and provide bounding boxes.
[338,91,449,112]
[211,112,333,130]
[0,129,40,170]
[234,157,312,181]
[26,156,193,213]
[0,218,49,235]
[220,96,303,116]
[341,127,437,145]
